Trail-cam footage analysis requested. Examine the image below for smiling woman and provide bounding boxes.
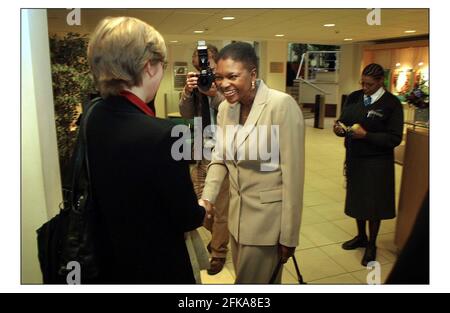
[201,42,306,284]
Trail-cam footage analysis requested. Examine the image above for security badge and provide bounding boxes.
[367,109,384,118]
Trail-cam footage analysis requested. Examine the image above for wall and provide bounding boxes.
[338,43,365,117]
[258,41,287,92]
[22,9,63,284]
[362,40,429,70]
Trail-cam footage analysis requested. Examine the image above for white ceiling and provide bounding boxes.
[47,8,429,44]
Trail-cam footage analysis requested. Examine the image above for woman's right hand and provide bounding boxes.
[333,120,346,137]
[198,199,214,220]
[184,72,199,93]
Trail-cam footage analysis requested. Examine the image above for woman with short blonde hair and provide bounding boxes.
[87,16,167,98]
[85,17,207,283]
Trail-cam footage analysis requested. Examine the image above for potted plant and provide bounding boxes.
[406,79,429,124]
[49,32,95,183]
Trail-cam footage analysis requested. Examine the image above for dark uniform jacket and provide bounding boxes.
[86,95,205,283]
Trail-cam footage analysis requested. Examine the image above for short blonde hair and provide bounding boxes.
[87,17,166,98]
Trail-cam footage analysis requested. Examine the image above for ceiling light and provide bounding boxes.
[418,62,424,66]
[344,38,353,41]
[323,23,335,27]
[404,30,416,33]
[396,63,401,67]
[275,34,285,37]
[222,16,235,20]
[170,40,178,43]
[194,30,204,34]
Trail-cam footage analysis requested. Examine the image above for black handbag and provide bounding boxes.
[36,97,102,284]
[269,255,306,284]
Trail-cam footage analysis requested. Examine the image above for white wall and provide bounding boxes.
[258,41,287,92]
[21,9,63,284]
[338,43,365,117]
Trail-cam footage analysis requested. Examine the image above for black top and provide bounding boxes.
[86,95,205,283]
[339,89,404,159]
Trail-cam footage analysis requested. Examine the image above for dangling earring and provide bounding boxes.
[251,81,255,90]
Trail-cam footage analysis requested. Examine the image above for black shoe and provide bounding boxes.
[342,236,368,250]
[361,244,377,266]
[207,257,226,275]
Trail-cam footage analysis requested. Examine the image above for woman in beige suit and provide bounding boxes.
[200,42,305,283]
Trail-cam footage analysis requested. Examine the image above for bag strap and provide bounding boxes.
[81,97,102,199]
[292,255,305,284]
[269,258,283,284]
[69,97,102,210]
[269,255,305,284]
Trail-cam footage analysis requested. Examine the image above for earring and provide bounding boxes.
[251,81,255,90]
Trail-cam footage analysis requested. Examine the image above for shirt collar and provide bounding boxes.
[365,87,385,103]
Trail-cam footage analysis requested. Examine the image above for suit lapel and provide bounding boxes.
[236,80,269,150]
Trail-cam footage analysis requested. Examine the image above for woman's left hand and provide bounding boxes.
[278,244,296,264]
[351,124,367,139]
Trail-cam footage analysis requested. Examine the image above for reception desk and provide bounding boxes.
[395,127,429,251]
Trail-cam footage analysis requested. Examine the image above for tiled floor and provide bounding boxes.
[198,118,402,285]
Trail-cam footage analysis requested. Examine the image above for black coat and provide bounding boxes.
[339,90,404,220]
[340,89,404,159]
[86,95,205,283]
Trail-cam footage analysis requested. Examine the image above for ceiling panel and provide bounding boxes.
[46,8,429,44]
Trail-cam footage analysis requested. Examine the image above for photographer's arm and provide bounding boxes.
[179,72,198,119]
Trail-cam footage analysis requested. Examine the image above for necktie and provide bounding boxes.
[364,95,372,107]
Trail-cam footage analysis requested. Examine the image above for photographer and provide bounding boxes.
[179,44,230,275]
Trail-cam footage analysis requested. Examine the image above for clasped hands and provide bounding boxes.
[198,199,215,221]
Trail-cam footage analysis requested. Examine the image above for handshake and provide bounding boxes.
[198,199,215,221]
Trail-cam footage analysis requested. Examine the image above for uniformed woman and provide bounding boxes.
[334,63,404,266]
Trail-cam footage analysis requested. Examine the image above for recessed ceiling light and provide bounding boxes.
[323,23,335,27]
[275,34,285,37]
[194,30,204,34]
[344,38,353,41]
[222,16,235,20]
[404,30,416,33]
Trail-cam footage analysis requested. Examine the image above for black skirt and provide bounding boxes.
[345,157,396,220]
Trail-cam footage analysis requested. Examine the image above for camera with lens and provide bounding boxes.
[196,40,215,93]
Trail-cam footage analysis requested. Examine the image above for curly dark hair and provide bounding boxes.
[217,41,258,71]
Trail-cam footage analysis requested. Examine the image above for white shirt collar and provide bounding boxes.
[365,87,385,104]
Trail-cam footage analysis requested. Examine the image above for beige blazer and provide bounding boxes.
[202,80,305,247]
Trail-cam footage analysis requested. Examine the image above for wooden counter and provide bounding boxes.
[395,127,429,251]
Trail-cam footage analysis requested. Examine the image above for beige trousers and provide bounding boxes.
[191,159,230,258]
[230,235,282,284]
